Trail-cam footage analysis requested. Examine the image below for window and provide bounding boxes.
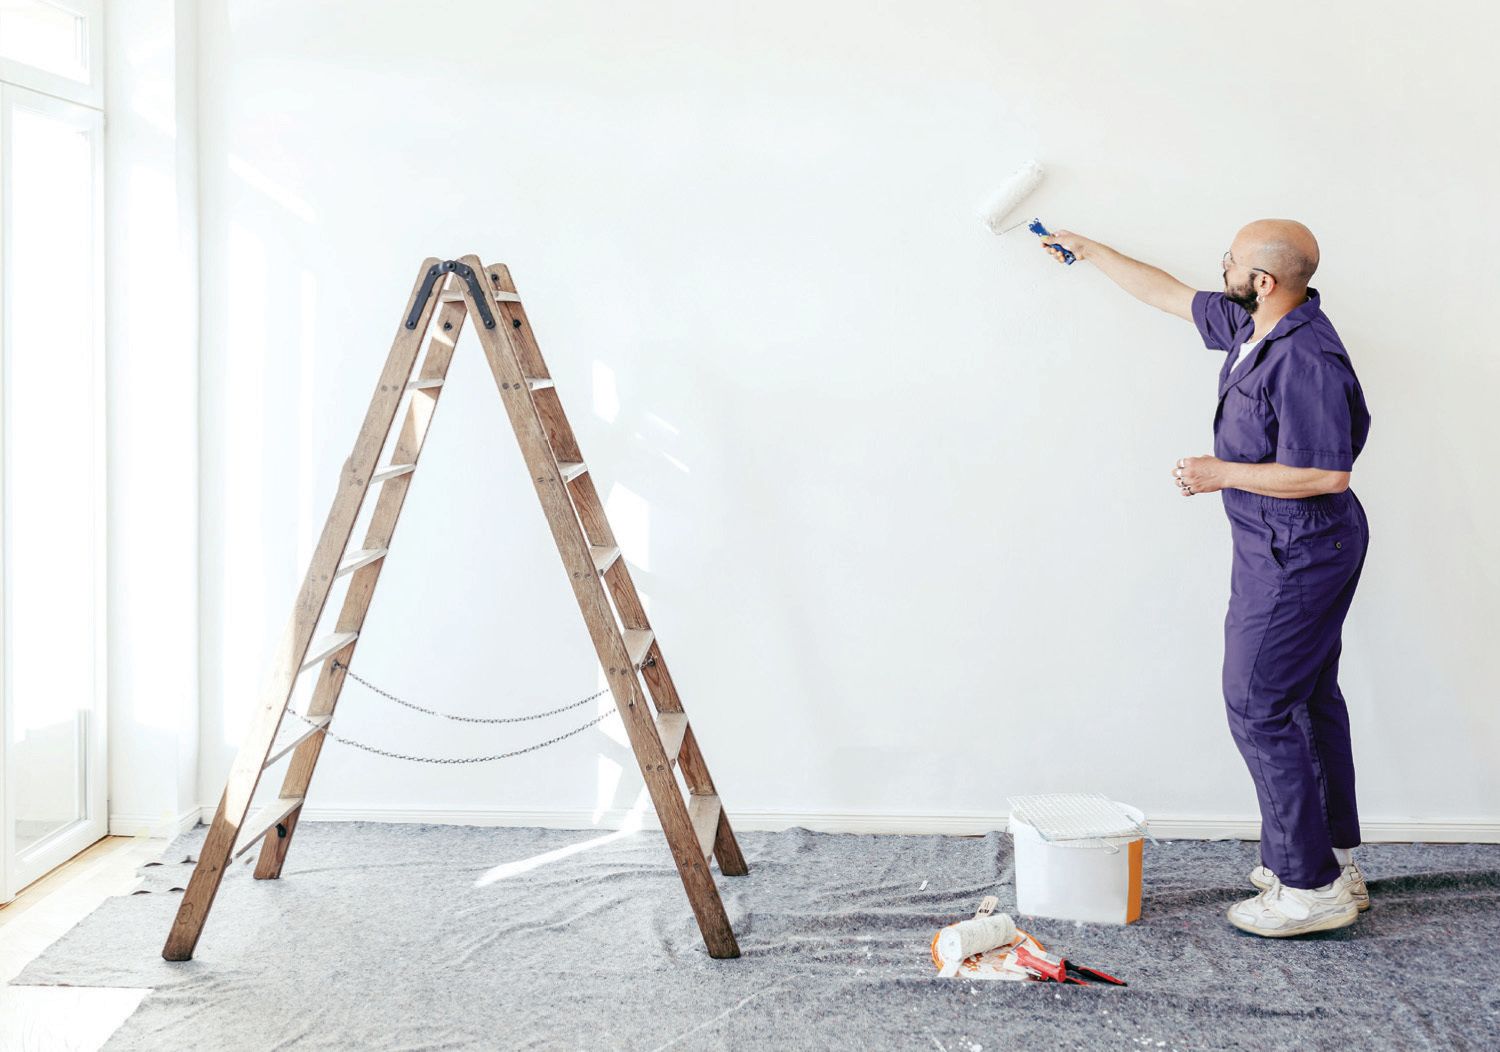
[0,0,87,82]
[0,0,100,107]
[0,0,103,897]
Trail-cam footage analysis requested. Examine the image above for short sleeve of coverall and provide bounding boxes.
[1191,291,1249,351]
[1271,356,1359,472]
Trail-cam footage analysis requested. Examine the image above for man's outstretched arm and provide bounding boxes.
[1038,231,1197,322]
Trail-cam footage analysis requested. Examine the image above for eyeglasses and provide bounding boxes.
[1222,251,1275,281]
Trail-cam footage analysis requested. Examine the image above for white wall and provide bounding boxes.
[189,0,1500,836]
[104,0,201,836]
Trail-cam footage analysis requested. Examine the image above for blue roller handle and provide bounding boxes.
[1028,219,1075,265]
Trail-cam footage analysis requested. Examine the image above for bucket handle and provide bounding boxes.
[1127,815,1160,847]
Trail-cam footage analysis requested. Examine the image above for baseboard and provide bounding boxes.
[108,808,203,839]
[233,806,1500,844]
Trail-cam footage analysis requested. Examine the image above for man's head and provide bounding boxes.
[1222,219,1319,315]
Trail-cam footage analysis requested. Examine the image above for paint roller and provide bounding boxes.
[977,160,1075,265]
[933,913,1018,977]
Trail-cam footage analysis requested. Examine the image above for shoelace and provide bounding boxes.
[1251,878,1317,920]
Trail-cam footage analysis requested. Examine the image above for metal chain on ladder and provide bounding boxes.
[288,706,617,765]
[333,661,609,723]
[282,661,618,765]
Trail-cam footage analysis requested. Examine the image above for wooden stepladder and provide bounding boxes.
[163,256,747,961]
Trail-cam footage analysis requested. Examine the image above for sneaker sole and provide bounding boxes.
[1228,905,1360,938]
[1249,870,1370,911]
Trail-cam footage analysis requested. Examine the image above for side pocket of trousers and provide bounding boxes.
[1260,509,1287,571]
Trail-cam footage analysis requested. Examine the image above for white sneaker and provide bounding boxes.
[1251,861,1369,911]
[1228,877,1359,937]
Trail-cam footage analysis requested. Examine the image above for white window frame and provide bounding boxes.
[0,2,106,899]
[0,0,103,109]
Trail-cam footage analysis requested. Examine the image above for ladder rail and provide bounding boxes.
[472,261,741,958]
[254,289,469,881]
[483,259,749,902]
[170,257,747,963]
[162,258,447,962]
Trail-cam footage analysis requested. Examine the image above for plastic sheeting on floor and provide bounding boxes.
[13,822,1500,1051]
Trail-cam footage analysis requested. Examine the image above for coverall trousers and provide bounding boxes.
[1220,487,1368,890]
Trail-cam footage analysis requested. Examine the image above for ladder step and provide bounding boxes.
[656,712,688,766]
[525,376,554,391]
[622,629,654,669]
[591,545,621,573]
[557,461,587,483]
[264,714,330,769]
[443,289,522,304]
[687,793,721,862]
[300,631,358,673]
[372,463,417,484]
[336,548,388,578]
[232,797,305,859]
[406,377,444,391]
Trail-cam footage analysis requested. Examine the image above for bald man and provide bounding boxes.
[1040,221,1372,937]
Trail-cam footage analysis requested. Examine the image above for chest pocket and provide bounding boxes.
[1215,388,1276,463]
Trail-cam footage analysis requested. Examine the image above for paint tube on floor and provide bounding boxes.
[935,914,1017,977]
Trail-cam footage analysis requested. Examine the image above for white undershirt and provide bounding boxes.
[1232,337,1262,373]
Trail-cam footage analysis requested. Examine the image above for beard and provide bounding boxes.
[1223,273,1259,314]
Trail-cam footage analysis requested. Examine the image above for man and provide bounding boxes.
[1039,220,1372,937]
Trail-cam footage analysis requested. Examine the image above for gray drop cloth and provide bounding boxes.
[13,823,1500,1051]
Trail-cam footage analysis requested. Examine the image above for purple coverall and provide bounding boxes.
[1192,289,1372,891]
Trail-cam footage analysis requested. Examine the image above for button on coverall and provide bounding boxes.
[1191,289,1372,891]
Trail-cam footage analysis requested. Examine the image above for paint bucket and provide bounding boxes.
[1009,802,1146,925]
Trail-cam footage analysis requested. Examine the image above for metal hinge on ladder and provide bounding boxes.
[407,260,495,331]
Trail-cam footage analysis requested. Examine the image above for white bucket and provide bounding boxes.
[1009,802,1146,925]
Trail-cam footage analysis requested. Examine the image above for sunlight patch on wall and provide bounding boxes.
[122,163,187,730]
[222,222,268,743]
[604,482,650,571]
[594,753,623,823]
[592,360,620,423]
[296,270,318,572]
[228,155,316,223]
[644,412,678,436]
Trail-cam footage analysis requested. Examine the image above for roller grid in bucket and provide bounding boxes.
[1007,793,1151,843]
